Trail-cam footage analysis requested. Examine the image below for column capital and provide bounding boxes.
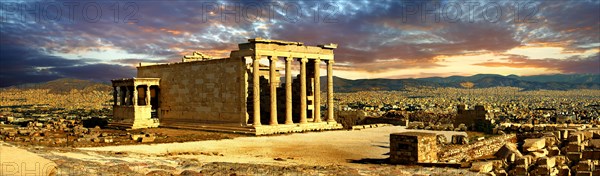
[299,57,308,63]
[326,60,335,64]
[285,56,294,62]
[313,58,321,63]
[253,54,262,60]
[267,55,276,60]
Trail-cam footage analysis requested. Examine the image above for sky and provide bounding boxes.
[0,0,599,87]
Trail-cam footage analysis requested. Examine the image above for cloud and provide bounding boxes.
[0,44,135,87]
[519,0,600,50]
[0,0,598,86]
[47,64,136,82]
[474,54,600,74]
[113,58,174,66]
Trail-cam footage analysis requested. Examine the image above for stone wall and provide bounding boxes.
[363,117,407,126]
[137,58,246,126]
[439,134,517,162]
[454,105,493,133]
[496,123,592,134]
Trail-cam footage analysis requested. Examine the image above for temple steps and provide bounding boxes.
[159,123,256,135]
[107,122,134,129]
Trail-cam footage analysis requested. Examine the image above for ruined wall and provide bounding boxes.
[137,58,246,126]
[113,106,134,123]
[454,106,493,133]
[439,134,517,162]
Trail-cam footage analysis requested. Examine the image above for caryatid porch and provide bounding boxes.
[111,78,161,129]
[231,38,342,134]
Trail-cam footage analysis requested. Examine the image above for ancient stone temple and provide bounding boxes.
[110,38,342,135]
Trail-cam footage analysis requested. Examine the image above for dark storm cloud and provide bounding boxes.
[0,44,76,87]
[518,0,600,49]
[0,44,135,87]
[268,0,525,72]
[48,64,136,82]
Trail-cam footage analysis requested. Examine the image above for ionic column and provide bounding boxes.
[313,59,322,123]
[113,87,117,106]
[284,56,293,125]
[299,57,308,124]
[326,60,335,122]
[268,56,278,125]
[252,55,261,126]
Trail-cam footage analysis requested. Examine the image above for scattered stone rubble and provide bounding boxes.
[493,123,595,135]
[450,134,469,145]
[0,119,158,146]
[467,128,600,175]
[1,119,76,145]
[406,122,468,131]
[130,133,156,143]
[440,134,517,163]
[392,121,600,175]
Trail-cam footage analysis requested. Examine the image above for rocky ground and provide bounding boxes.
[2,126,485,176]
[9,123,597,176]
[21,146,477,176]
[1,119,243,148]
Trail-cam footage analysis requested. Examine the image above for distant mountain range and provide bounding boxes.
[322,74,600,92]
[2,74,598,93]
[3,78,111,94]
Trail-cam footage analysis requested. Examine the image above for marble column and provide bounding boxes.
[284,56,293,125]
[252,55,262,126]
[313,59,322,123]
[326,60,335,122]
[299,57,308,124]
[268,56,278,125]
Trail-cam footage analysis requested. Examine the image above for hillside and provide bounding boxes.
[0,78,112,109]
[327,77,440,92]
[3,74,599,95]
[323,74,600,92]
[4,78,111,94]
